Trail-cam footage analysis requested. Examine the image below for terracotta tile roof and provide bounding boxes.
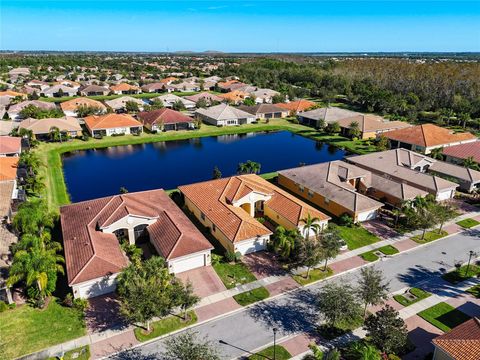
[0,181,14,218]
[160,77,178,84]
[60,189,212,285]
[110,83,140,92]
[138,108,193,126]
[277,99,316,112]
[60,97,107,112]
[179,175,329,244]
[141,82,165,91]
[383,124,477,148]
[219,90,250,102]
[442,141,480,163]
[84,113,142,130]
[0,90,27,98]
[433,317,480,360]
[185,92,224,103]
[0,136,21,155]
[0,157,18,181]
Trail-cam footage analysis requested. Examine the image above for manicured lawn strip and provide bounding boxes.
[48,346,90,360]
[411,230,448,244]
[360,245,399,262]
[418,302,471,332]
[456,218,480,229]
[0,298,86,359]
[337,225,379,250]
[259,171,278,181]
[292,267,333,285]
[248,345,292,360]
[393,288,431,307]
[466,284,480,298]
[318,315,364,340]
[442,264,480,284]
[134,311,197,342]
[233,286,270,306]
[360,251,379,262]
[334,138,378,155]
[212,261,257,289]
[378,245,399,255]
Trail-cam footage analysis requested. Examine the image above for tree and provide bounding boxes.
[272,93,286,104]
[317,282,361,329]
[357,267,390,318]
[402,195,439,239]
[463,156,480,171]
[172,100,186,111]
[376,135,389,151]
[430,147,444,160]
[125,100,139,113]
[318,226,342,270]
[243,97,256,106]
[76,105,103,117]
[146,99,164,111]
[237,160,261,174]
[175,281,199,320]
[301,213,322,240]
[49,126,62,142]
[433,202,457,233]
[271,226,301,259]
[13,199,55,236]
[196,98,208,109]
[364,305,408,355]
[349,121,361,138]
[344,342,381,360]
[161,331,221,360]
[326,121,341,134]
[295,233,324,278]
[302,344,325,360]
[212,166,222,179]
[120,186,129,194]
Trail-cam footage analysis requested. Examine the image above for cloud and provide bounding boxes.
[207,5,228,10]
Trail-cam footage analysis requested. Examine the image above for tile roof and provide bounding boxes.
[141,82,166,91]
[238,104,288,115]
[19,117,82,134]
[383,124,477,148]
[0,136,21,155]
[84,113,142,130]
[179,174,329,244]
[0,157,18,181]
[80,85,109,93]
[7,100,56,113]
[0,181,14,219]
[110,83,140,92]
[60,189,212,285]
[0,90,27,98]
[298,107,361,122]
[433,317,480,360]
[195,103,254,121]
[185,92,224,103]
[138,108,193,126]
[336,114,411,133]
[104,96,144,110]
[442,141,480,163]
[277,99,316,112]
[60,97,106,112]
[218,90,250,102]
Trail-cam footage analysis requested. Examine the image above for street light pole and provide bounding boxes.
[465,250,475,277]
[273,327,278,360]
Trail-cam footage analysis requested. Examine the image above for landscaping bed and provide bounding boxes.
[360,245,399,262]
[48,346,90,360]
[442,264,480,284]
[317,315,364,340]
[393,288,431,307]
[134,310,197,342]
[292,267,333,285]
[466,284,480,298]
[456,218,480,229]
[336,225,379,250]
[212,261,257,289]
[248,345,292,360]
[233,287,270,306]
[418,302,471,332]
[411,230,448,244]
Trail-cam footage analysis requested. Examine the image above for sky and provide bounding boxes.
[1,1,479,52]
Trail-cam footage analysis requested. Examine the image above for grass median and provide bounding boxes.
[360,245,399,262]
[248,345,292,360]
[134,310,197,342]
[292,267,333,285]
[456,218,480,229]
[411,230,448,244]
[233,286,270,306]
[393,287,431,307]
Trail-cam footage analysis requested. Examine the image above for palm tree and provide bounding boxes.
[430,147,444,160]
[272,226,299,258]
[348,121,361,138]
[237,160,261,175]
[301,213,322,240]
[49,126,61,142]
[463,156,480,171]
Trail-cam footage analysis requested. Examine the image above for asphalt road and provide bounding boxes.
[110,228,480,360]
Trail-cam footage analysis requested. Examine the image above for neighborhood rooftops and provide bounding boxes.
[238,103,288,116]
[277,99,316,113]
[442,141,480,163]
[336,114,411,133]
[84,113,142,130]
[298,107,361,123]
[18,117,82,135]
[185,92,224,103]
[60,97,107,112]
[138,108,194,126]
[432,317,480,360]
[195,103,254,121]
[0,136,21,155]
[0,157,19,181]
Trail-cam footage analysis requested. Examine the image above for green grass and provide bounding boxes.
[0,298,86,359]
[456,218,480,229]
[248,345,292,360]
[411,230,448,244]
[418,302,471,332]
[360,245,399,262]
[393,288,431,307]
[48,346,90,360]
[233,286,270,306]
[212,261,257,289]
[292,267,333,285]
[259,171,278,181]
[318,315,364,340]
[337,225,380,250]
[334,138,379,155]
[442,264,480,284]
[466,284,480,298]
[134,310,197,342]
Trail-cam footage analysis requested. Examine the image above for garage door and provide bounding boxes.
[76,277,117,299]
[170,253,206,274]
[436,190,453,201]
[235,238,267,255]
[357,210,377,222]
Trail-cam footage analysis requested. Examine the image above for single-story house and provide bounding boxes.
[238,104,289,119]
[277,99,316,114]
[179,174,330,255]
[428,159,480,193]
[41,85,77,98]
[153,94,196,109]
[335,114,411,139]
[8,67,30,78]
[7,100,57,121]
[195,103,256,126]
[60,97,107,117]
[79,85,110,97]
[185,92,224,106]
[217,80,248,92]
[104,96,144,113]
[84,113,143,137]
[218,90,250,105]
[18,117,83,140]
[0,120,18,136]
[432,317,480,360]
[159,77,178,85]
[60,189,213,298]
[441,141,480,166]
[0,136,21,156]
[297,107,361,128]
[0,157,19,203]
[26,80,50,91]
[109,83,141,95]
[55,80,81,89]
[141,82,168,93]
[249,88,280,104]
[170,82,201,92]
[382,124,477,154]
[138,108,195,132]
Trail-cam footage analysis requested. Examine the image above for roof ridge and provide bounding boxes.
[160,210,182,260]
[99,196,125,228]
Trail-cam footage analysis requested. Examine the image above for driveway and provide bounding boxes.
[86,294,128,334]
[362,219,400,240]
[243,251,287,279]
[176,266,225,298]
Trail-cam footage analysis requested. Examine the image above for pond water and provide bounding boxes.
[62,131,346,202]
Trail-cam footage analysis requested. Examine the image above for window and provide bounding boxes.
[299,185,305,192]
[324,197,330,204]
[308,190,314,198]
[201,212,205,221]
[212,224,216,232]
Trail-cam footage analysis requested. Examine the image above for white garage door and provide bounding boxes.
[235,238,267,255]
[357,210,377,222]
[436,190,453,201]
[170,253,206,274]
[75,277,117,299]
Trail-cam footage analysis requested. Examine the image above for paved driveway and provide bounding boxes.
[243,251,286,279]
[86,294,128,334]
[176,265,225,298]
[362,219,400,240]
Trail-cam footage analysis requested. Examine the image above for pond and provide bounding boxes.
[62,131,346,202]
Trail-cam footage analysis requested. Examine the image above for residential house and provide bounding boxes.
[169,82,200,92]
[441,141,480,166]
[219,90,250,105]
[238,104,289,119]
[195,103,256,126]
[105,96,144,113]
[335,114,411,139]
[153,94,196,110]
[297,107,362,128]
[8,67,30,80]
[138,108,194,132]
[18,117,82,140]
[0,157,19,201]
[382,124,477,154]
[84,113,143,137]
[179,174,330,255]
[0,121,18,136]
[250,88,281,104]
[7,100,57,121]
[109,83,141,95]
[26,80,50,91]
[203,75,222,83]
[185,92,224,106]
[0,90,28,100]
[41,85,77,98]
[432,317,480,360]
[56,80,81,89]
[60,97,107,117]
[79,85,110,96]
[141,82,168,93]
[0,136,21,156]
[217,80,248,92]
[159,77,178,85]
[60,189,213,298]
[277,99,316,115]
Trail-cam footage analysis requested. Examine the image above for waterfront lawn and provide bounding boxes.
[442,264,480,284]
[134,311,197,342]
[411,230,448,244]
[233,287,270,306]
[0,298,86,359]
[334,138,378,155]
[456,218,480,229]
[212,261,257,289]
[466,284,480,298]
[337,225,379,250]
[418,302,471,332]
[248,345,292,360]
[292,267,333,285]
[48,346,90,360]
[393,288,431,307]
[360,245,399,262]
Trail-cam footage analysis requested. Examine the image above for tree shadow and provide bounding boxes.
[109,348,160,360]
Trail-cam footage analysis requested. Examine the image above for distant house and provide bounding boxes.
[0,136,22,156]
[60,97,107,117]
[170,82,201,92]
[382,124,477,154]
[0,90,28,100]
[238,104,289,119]
[179,174,329,255]
[41,85,77,98]
[141,82,168,93]
[218,90,250,105]
[335,114,411,139]
[84,113,143,137]
[250,88,280,104]
[7,100,57,121]
[138,108,194,132]
[79,85,110,96]
[185,92,224,106]
[0,157,19,204]
[153,94,196,109]
[8,67,30,78]
[298,107,361,128]
[440,141,480,166]
[432,317,480,360]
[0,121,18,136]
[195,103,256,126]
[56,80,81,89]
[104,96,144,113]
[217,80,249,92]
[277,99,316,114]
[159,77,178,85]
[18,117,83,140]
[109,83,141,95]
[26,80,50,91]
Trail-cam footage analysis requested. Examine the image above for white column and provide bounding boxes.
[128,228,135,245]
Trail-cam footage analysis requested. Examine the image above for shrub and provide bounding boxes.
[225,250,237,263]
[73,298,89,312]
[63,293,74,308]
[339,213,354,227]
[0,300,8,312]
[211,253,222,265]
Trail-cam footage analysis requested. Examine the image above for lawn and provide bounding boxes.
[360,245,399,262]
[318,315,364,340]
[442,264,480,284]
[0,298,86,359]
[411,230,448,244]
[248,345,292,360]
[292,267,333,286]
[212,261,257,289]
[393,288,431,307]
[334,138,378,155]
[466,284,480,298]
[456,218,480,229]
[418,302,471,332]
[48,346,90,360]
[134,310,197,342]
[233,286,270,306]
[336,225,379,250]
